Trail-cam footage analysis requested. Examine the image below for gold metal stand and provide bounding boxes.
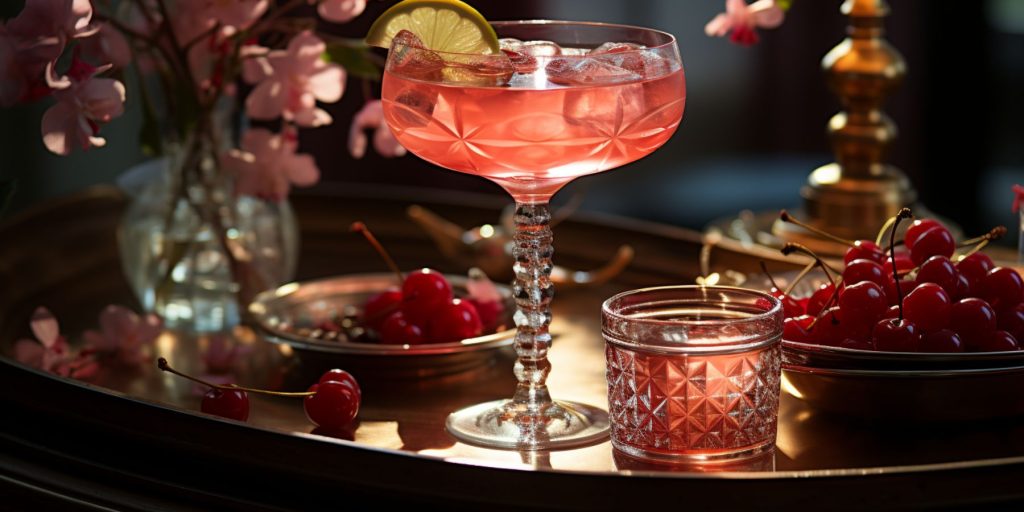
[773,0,917,252]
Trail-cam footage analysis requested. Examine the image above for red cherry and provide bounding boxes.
[952,274,972,301]
[318,369,361,402]
[201,388,250,421]
[920,329,964,353]
[468,298,503,331]
[838,281,888,323]
[956,252,994,287]
[379,311,425,345]
[967,330,1019,352]
[873,319,922,352]
[843,258,888,288]
[401,268,453,325]
[428,298,483,343]
[902,283,952,333]
[304,381,359,431]
[904,219,943,251]
[843,240,885,265]
[882,252,915,276]
[950,298,997,342]
[884,277,917,306]
[771,287,804,318]
[997,303,1024,342]
[916,256,959,297]
[978,267,1024,308]
[361,288,403,331]
[806,283,836,316]
[502,49,537,73]
[783,314,815,343]
[909,226,955,266]
[808,307,845,346]
[882,304,901,320]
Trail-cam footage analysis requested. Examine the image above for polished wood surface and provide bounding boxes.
[3,186,1024,510]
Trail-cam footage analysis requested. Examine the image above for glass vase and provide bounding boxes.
[117,151,298,333]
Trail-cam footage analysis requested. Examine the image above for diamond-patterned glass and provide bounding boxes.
[606,343,781,456]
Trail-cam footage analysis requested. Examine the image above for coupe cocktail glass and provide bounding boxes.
[382,21,686,449]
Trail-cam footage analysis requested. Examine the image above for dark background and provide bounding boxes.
[1,0,1021,243]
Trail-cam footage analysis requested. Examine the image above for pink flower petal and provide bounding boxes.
[245,79,286,120]
[373,124,406,158]
[307,65,345,103]
[286,153,320,186]
[318,0,367,23]
[750,0,785,28]
[704,13,732,37]
[78,77,126,121]
[13,339,45,368]
[30,307,60,348]
[288,31,327,70]
[290,106,332,128]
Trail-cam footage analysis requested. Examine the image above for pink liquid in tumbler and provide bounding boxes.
[605,342,781,459]
[381,46,685,201]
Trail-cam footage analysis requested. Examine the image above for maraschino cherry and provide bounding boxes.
[872,209,922,352]
[158,358,361,429]
[760,261,803,318]
[351,222,404,330]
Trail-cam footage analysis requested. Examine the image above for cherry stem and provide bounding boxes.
[874,215,898,247]
[784,261,817,297]
[957,226,1007,249]
[779,210,856,246]
[888,208,913,322]
[760,261,783,291]
[350,222,404,284]
[157,358,315,397]
[781,242,841,286]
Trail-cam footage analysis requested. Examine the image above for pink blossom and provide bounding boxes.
[705,0,785,46]
[172,0,268,41]
[14,307,70,372]
[82,305,163,366]
[244,31,344,127]
[7,0,98,88]
[80,23,132,69]
[316,0,366,23]
[348,100,406,159]
[40,57,126,155]
[202,335,253,374]
[221,128,320,201]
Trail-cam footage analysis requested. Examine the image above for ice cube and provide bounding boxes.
[562,80,645,131]
[442,53,515,86]
[589,42,645,55]
[519,40,562,57]
[499,37,523,51]
[502,49,537,74]
[391,88,436,127]
[545,57,641,86]
[589,42,672,78]
[559,47,589,56]
[388,30,444,81]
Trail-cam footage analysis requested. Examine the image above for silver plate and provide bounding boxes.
[249,273,516,376]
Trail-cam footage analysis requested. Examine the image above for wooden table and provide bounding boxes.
[3,186,1024,511]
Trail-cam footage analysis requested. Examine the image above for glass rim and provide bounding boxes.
[601,285,783,328]
[388,18,679,59]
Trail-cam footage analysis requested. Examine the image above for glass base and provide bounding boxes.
[611,437,776,464]
[446,399,610,450]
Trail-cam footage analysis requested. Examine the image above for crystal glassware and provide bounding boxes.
[602,286,783,462]
[382,21,686,449]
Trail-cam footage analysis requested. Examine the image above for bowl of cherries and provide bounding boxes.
[765,209,1024,421]
[248,224,515,376]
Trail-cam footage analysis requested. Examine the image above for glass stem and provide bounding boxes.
[510,202,555,413]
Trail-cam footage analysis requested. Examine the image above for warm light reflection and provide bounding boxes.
[275,282,300,297]
[155,331,178,356]
[781,373,803,399]
[479,224,495,238]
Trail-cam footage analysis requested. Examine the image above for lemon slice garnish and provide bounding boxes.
[365,0,500,55]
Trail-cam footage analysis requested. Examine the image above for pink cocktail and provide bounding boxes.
[602,286,784,462]
[381,21,686,450]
